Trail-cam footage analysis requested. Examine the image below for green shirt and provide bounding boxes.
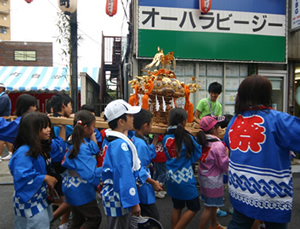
[196,97,222,119]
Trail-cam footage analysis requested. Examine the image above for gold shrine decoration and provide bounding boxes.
[145,47,176,70]
[128,48,201,123]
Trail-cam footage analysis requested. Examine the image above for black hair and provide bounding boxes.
[104,113,127,130]
[219,114,233,129]
[168,108,194,159]
[15,94,37,117]
[133,108,153,130]
[13,112,52,159]
[69,110,96,159]
[51,93,73,113]
[81,104,95,113]
[208,82,222,94]
[235,75,272,114]
[195,131,207,148]
[46,99,52,114]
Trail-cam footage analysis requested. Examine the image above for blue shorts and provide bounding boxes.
[200,194,224,207]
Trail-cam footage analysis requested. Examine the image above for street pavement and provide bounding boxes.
[1,148,300,229]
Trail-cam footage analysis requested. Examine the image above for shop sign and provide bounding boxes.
[137,0,286,63]
[291,0,300,31]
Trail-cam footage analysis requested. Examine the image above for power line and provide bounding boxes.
[120,0,129,22]
[47,0,101,46]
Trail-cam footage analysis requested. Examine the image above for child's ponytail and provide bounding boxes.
[169,108,194,159]
[195,130,207,147]
[174,123,194,158]
[69,110,95,159]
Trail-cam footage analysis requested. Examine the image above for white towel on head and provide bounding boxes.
[105,129,141,172]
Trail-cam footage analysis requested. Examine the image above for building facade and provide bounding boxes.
[288,0,300,117]
[124,0,293,115]
[0,41,53,66]
[0,0,10,40]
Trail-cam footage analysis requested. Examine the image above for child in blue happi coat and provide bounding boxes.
[62,110,102,229]
[163,108,202,229]
[132,108,162,220]
[9,112,58,229]
[0,94,38,161]
[101,99,142,228]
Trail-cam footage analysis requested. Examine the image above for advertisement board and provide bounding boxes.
[137,0,286,63]
[291,0,300,31]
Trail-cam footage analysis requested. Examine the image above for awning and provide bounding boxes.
[0,66,100,92]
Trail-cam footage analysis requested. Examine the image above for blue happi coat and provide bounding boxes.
[101,136,140,217]
[132,134,156,205]
[224,109,300,223]
[163,128,202,200]
[62,140,101,206]
[9,145,49,217]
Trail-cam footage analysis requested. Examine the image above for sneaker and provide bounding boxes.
[217,208,227,217]
[2,152,12,161]
[58,222,70,229]
[155,191,165,199]
[160,190,167,195]
[208,223,227,229]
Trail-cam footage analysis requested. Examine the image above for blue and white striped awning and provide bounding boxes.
[0,66,100,92]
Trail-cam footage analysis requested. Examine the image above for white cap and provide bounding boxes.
[104,99,141,123]
[0,83,5,88]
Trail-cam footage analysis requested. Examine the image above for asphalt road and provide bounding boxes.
[1,149,300,229]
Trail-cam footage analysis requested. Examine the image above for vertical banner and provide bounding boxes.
[106,0,118,16]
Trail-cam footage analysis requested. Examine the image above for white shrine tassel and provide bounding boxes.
[155,95,160,111]
[162,96,166,112]
[171,97,175,108]
[138,94,143,107]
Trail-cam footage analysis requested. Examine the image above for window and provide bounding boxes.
[197,63,248,115]
[14,50,37,61]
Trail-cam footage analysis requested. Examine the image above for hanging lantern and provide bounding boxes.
[200,0,212,14]
[25,0,33,3]
[106,0,118,17]
[58,0,77,14]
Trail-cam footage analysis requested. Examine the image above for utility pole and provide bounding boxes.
[58,0,78,112]
[70,10,78,112]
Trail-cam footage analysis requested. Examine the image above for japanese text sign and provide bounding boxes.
[137,0,286,63]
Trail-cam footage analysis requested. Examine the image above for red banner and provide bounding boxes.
[106,0,118,17]
[200,0,211,14]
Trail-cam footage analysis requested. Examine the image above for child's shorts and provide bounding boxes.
[171,196,200,212]
[14,204,53,229]
[200,194,224,207]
